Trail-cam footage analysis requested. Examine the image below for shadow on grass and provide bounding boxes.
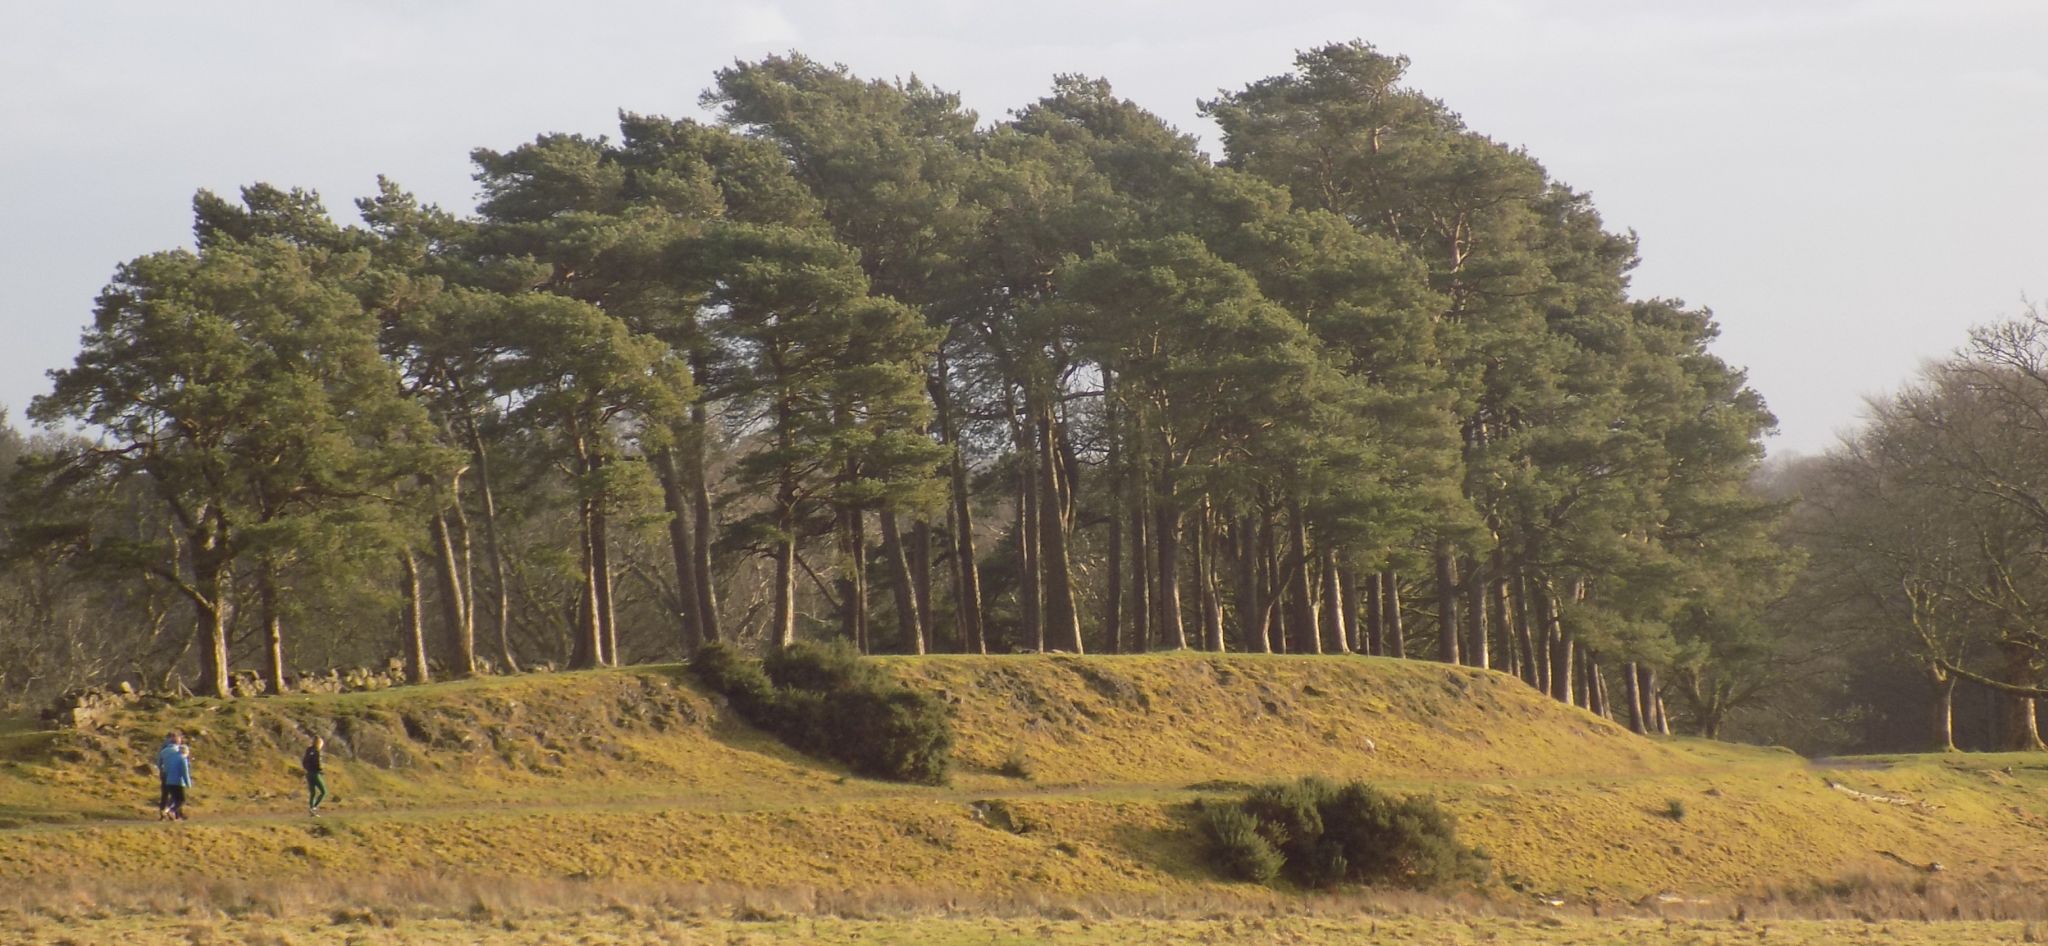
[1105,801,1215,884]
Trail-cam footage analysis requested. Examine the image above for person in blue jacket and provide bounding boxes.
[156,732,191,821]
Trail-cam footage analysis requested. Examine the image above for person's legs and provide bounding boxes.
[157,783,172,819]
[167,785,186,820]
[307,773,327,813]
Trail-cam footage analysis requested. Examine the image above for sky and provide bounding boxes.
[4,0,2044,456]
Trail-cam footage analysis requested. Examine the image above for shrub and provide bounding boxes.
[1663,798,1687,821]
[1205,777,1488,889]
[763,639,875,693]
[1201,803,1284,883]
[690,641,952,785]
[690,642,775,716]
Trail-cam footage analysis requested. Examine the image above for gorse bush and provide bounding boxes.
[692,640,951,785]
[1202,777,1488,889]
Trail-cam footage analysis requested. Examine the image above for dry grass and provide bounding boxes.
[8,654,2048,919]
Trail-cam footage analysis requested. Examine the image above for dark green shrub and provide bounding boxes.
[690,642,776,716]
[690,641,951,785]
[826,685,951,784]
[1207,777,1487,889]
[1201,803,1284,883]
[763,639,875,693]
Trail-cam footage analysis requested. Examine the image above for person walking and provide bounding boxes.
[302,736,327,817]
[156,732,191,821]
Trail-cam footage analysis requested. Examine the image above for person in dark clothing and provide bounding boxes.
[302,736,327,816]
[156,732,191,821]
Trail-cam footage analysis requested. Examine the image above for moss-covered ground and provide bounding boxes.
[7,654,2048,942]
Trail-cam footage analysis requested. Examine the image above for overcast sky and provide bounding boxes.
[4,0,2044,455]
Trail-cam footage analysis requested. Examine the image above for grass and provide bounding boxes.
[8,652,2048,921]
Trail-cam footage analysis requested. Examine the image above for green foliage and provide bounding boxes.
[1199,803,1284,883]
[1206,778,1488,889]
[1664,798,1688,821]
[693,641,952,784]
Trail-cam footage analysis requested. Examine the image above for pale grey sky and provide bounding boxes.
[4,1,2044,454]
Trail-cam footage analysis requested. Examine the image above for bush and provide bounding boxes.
[1201,803,1284,883]
[690,642,776,716]
[1205,777,1488,889]
[763,639,875,693]
[691,640,952,785]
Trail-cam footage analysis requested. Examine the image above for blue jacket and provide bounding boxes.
[157,744,191,787]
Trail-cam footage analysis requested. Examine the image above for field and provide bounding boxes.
[6,654,2048,943]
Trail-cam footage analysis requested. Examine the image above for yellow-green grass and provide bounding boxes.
[8,908,2048,945]
[7,654,2048,907]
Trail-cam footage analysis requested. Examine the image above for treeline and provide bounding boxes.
[1,43,1783,733]
[1761,308,2048,753]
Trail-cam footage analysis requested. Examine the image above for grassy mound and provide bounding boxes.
[6,653,2048,906]
[882,654,1690,784]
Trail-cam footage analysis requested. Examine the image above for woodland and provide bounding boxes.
[0,41,2040,758]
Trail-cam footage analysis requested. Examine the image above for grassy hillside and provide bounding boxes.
[7,653,2048,907]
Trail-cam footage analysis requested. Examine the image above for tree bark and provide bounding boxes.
[1237,517,1270,653]
[400,549,430,685]
[1130,477,1151,652]
[2003,640,2046,751]
[933,347,982,653]
[654,447,706,652]
[1930,670,1956,752]
[1462,555,1488,670]
[687,355,722,643]
[591,503,617,667]
[1037,408,1083,653]
[1434,544,1459,664]
[1287,505,1319,655]
[1538,581,1571,704]
[569,496,602,670]
[1156,490,1188,649]
[843,506,869,652]
[1362,568,1382,656]
[259,564,285,696]
[463,415,517,671]
[881,510,926,655]
[1196,501,1225,651]
[1320,544,1349,654]
[430,507,476,675]
[1623,661,1647,734]
[1379,570,1405,658]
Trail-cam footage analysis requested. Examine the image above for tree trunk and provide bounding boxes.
[1462,555,1488,670]
[591,504,617,667]
[881,510,926,655]
[430,508,476,675]
[1513,575,1541,691]
[1037,408,1083,653]
[1489,557,1513,678]
[1623,661,1647,734]
[1196,502,1225,651]
[2003,640,2046,751]
[687,356,722,643]
[569,497,602,670]
[910,520,933,637]
[1287,505,1319,655]
[1538,581,1571,704]
[772,522,797,649]
[654,448,705,651]
[1156,491,1188,649]
[844,506,869,652]
[1320,544,1349,654]
[933,347,982,653]
[1434,544,1459,664]
[1104,370,1123,655]
[400,549,430,685]
[1238,517,1270,653]
[1362,568,1382,656]
[260,565,285,696]
[466,423,517,671]
[1930,670,1956,752]
[1130,478,1151,652]
[1379,570,1405,658]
